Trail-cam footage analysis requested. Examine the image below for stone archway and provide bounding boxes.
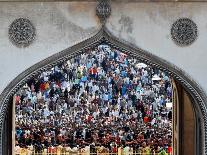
[0,27,206,155]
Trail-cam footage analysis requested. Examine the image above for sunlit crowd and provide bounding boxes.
[15,44,173,155]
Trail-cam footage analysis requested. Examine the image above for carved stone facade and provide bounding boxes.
[171,18,198,46]
[0,1,206,155]
[8,18,35,47]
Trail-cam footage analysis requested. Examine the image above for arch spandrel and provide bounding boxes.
[0,26,206,155]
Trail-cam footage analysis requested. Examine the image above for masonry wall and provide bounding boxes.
[0,1,207,95]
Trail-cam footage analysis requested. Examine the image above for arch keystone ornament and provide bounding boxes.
[8,18,36,48]
[96,0,111,24]
[171,18,198,46]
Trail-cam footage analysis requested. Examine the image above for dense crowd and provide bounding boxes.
[15,44,173,154]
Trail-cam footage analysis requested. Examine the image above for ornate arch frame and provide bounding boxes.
[0,26,206,155]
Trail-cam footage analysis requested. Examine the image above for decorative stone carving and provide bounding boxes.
[171,18,198,46]
[96,0,111,24]
[8,18,36,47]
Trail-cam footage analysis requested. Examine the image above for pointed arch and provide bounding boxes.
[0,26,206,155]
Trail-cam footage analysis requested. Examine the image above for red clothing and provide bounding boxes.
[115,136,121,144]
[15,96,20,105]
[88,115,93,122]
[89,67,97,75]
[144,116,149,123]
[48,147,57,153]
[168,146,172,154]
[40,83,45,92]
[112,147,117,153]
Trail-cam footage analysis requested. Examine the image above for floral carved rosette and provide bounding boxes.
[171,18,198,46]
[9,18,36,47]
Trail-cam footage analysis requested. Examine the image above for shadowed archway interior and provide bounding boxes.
[0,27,206,155]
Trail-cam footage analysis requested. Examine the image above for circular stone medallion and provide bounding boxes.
[171,18,198,46]
[9,18,36,47]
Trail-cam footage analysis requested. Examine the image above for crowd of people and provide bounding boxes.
[15,44,173,155]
